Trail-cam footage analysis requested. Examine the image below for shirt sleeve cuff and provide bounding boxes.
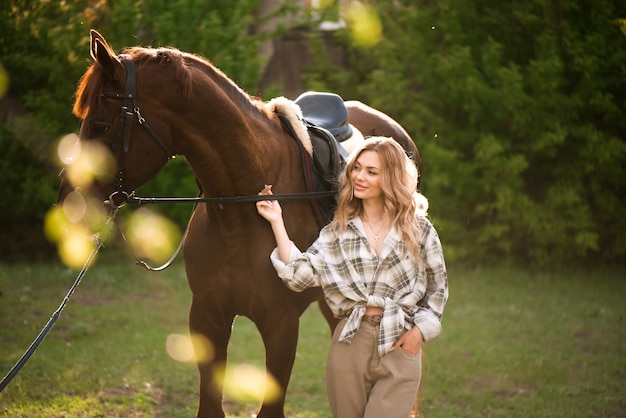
[413,311,443,342]
[269,241,302,270]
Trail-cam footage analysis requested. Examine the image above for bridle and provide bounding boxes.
[100,57,174,207]
[99,56,334,209]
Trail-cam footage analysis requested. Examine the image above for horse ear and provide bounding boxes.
[89,29,122,79]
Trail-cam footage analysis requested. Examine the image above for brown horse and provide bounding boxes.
[59,30,420,418]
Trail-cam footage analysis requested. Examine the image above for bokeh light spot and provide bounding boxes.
[44,206,70,244]
[166,334,196,362]
[62,140,115,189]
[216,363,282,404]
[125,208,182,263]
[58,133,81,165]
[62,190,87,224]
[345,3,382,47]
[53,133,118,268]
[166,333,215,363]
[58,225,96,270]
[83,197,109,233]
[0,64,8,98]
[45,197,112,269]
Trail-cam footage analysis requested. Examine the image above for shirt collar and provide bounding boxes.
[349,217,402,254]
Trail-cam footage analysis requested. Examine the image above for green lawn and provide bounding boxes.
[0,249,624,417]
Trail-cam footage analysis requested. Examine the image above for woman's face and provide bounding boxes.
[351,150,384,202]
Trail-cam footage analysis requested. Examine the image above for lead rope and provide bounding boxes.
[0,208,118,393]
[115,198,196,272]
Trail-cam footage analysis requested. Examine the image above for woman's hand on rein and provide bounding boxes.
[256,185,282,224]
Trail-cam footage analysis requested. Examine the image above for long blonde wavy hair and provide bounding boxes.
[329,137,427,260]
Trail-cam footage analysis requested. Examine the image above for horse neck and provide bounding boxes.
[142,58,305,219]
[184,122,279,195]
[176,93,300,213]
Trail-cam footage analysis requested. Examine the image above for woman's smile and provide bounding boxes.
[354,182,367,192]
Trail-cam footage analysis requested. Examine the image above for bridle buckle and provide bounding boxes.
[105,190,131,208]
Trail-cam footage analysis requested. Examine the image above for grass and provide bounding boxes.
[0,248,624,417]
[423,266,626,417]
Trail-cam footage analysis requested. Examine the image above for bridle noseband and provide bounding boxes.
[100,57,174,207]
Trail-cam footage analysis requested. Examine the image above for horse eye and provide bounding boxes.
[91,121,110,135]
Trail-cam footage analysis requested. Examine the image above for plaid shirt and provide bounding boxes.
[270,216,448,357]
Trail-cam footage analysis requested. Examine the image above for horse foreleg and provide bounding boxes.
[254,310,301,418]
[189,297,235,418]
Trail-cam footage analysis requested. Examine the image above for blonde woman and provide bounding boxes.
[257,137,448,418]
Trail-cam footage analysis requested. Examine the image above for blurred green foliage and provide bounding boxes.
[1,0,625,266]
[0,0,295,258]
[303,0,626,266]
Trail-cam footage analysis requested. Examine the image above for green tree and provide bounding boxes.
[0,0,91,259]
[3,0,625,265]
[0,0,298,258]
[301,0,626,265]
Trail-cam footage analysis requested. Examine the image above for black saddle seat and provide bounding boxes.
[295,91,354,142]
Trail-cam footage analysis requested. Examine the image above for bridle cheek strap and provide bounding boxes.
[100,58,174,207]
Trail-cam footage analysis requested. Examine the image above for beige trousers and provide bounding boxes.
[326,318,422,418]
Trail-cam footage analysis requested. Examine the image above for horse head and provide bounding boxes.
[60,30,290,212]
[58,30,196,207]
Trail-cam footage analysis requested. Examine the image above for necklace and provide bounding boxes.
[363,217,386,242]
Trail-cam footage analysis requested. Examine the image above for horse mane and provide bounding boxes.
[73,64,105,119]
[73,46,196,119]
[73,45,313,154]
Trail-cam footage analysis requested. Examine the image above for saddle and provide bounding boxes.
[277,92,358,227]
[295,91,357,147]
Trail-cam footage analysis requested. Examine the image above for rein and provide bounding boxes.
[0,210,118,393]
[123,190,335,205]
[100,57,335,270]
[103,57,336,209]
[113,191,333,272]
